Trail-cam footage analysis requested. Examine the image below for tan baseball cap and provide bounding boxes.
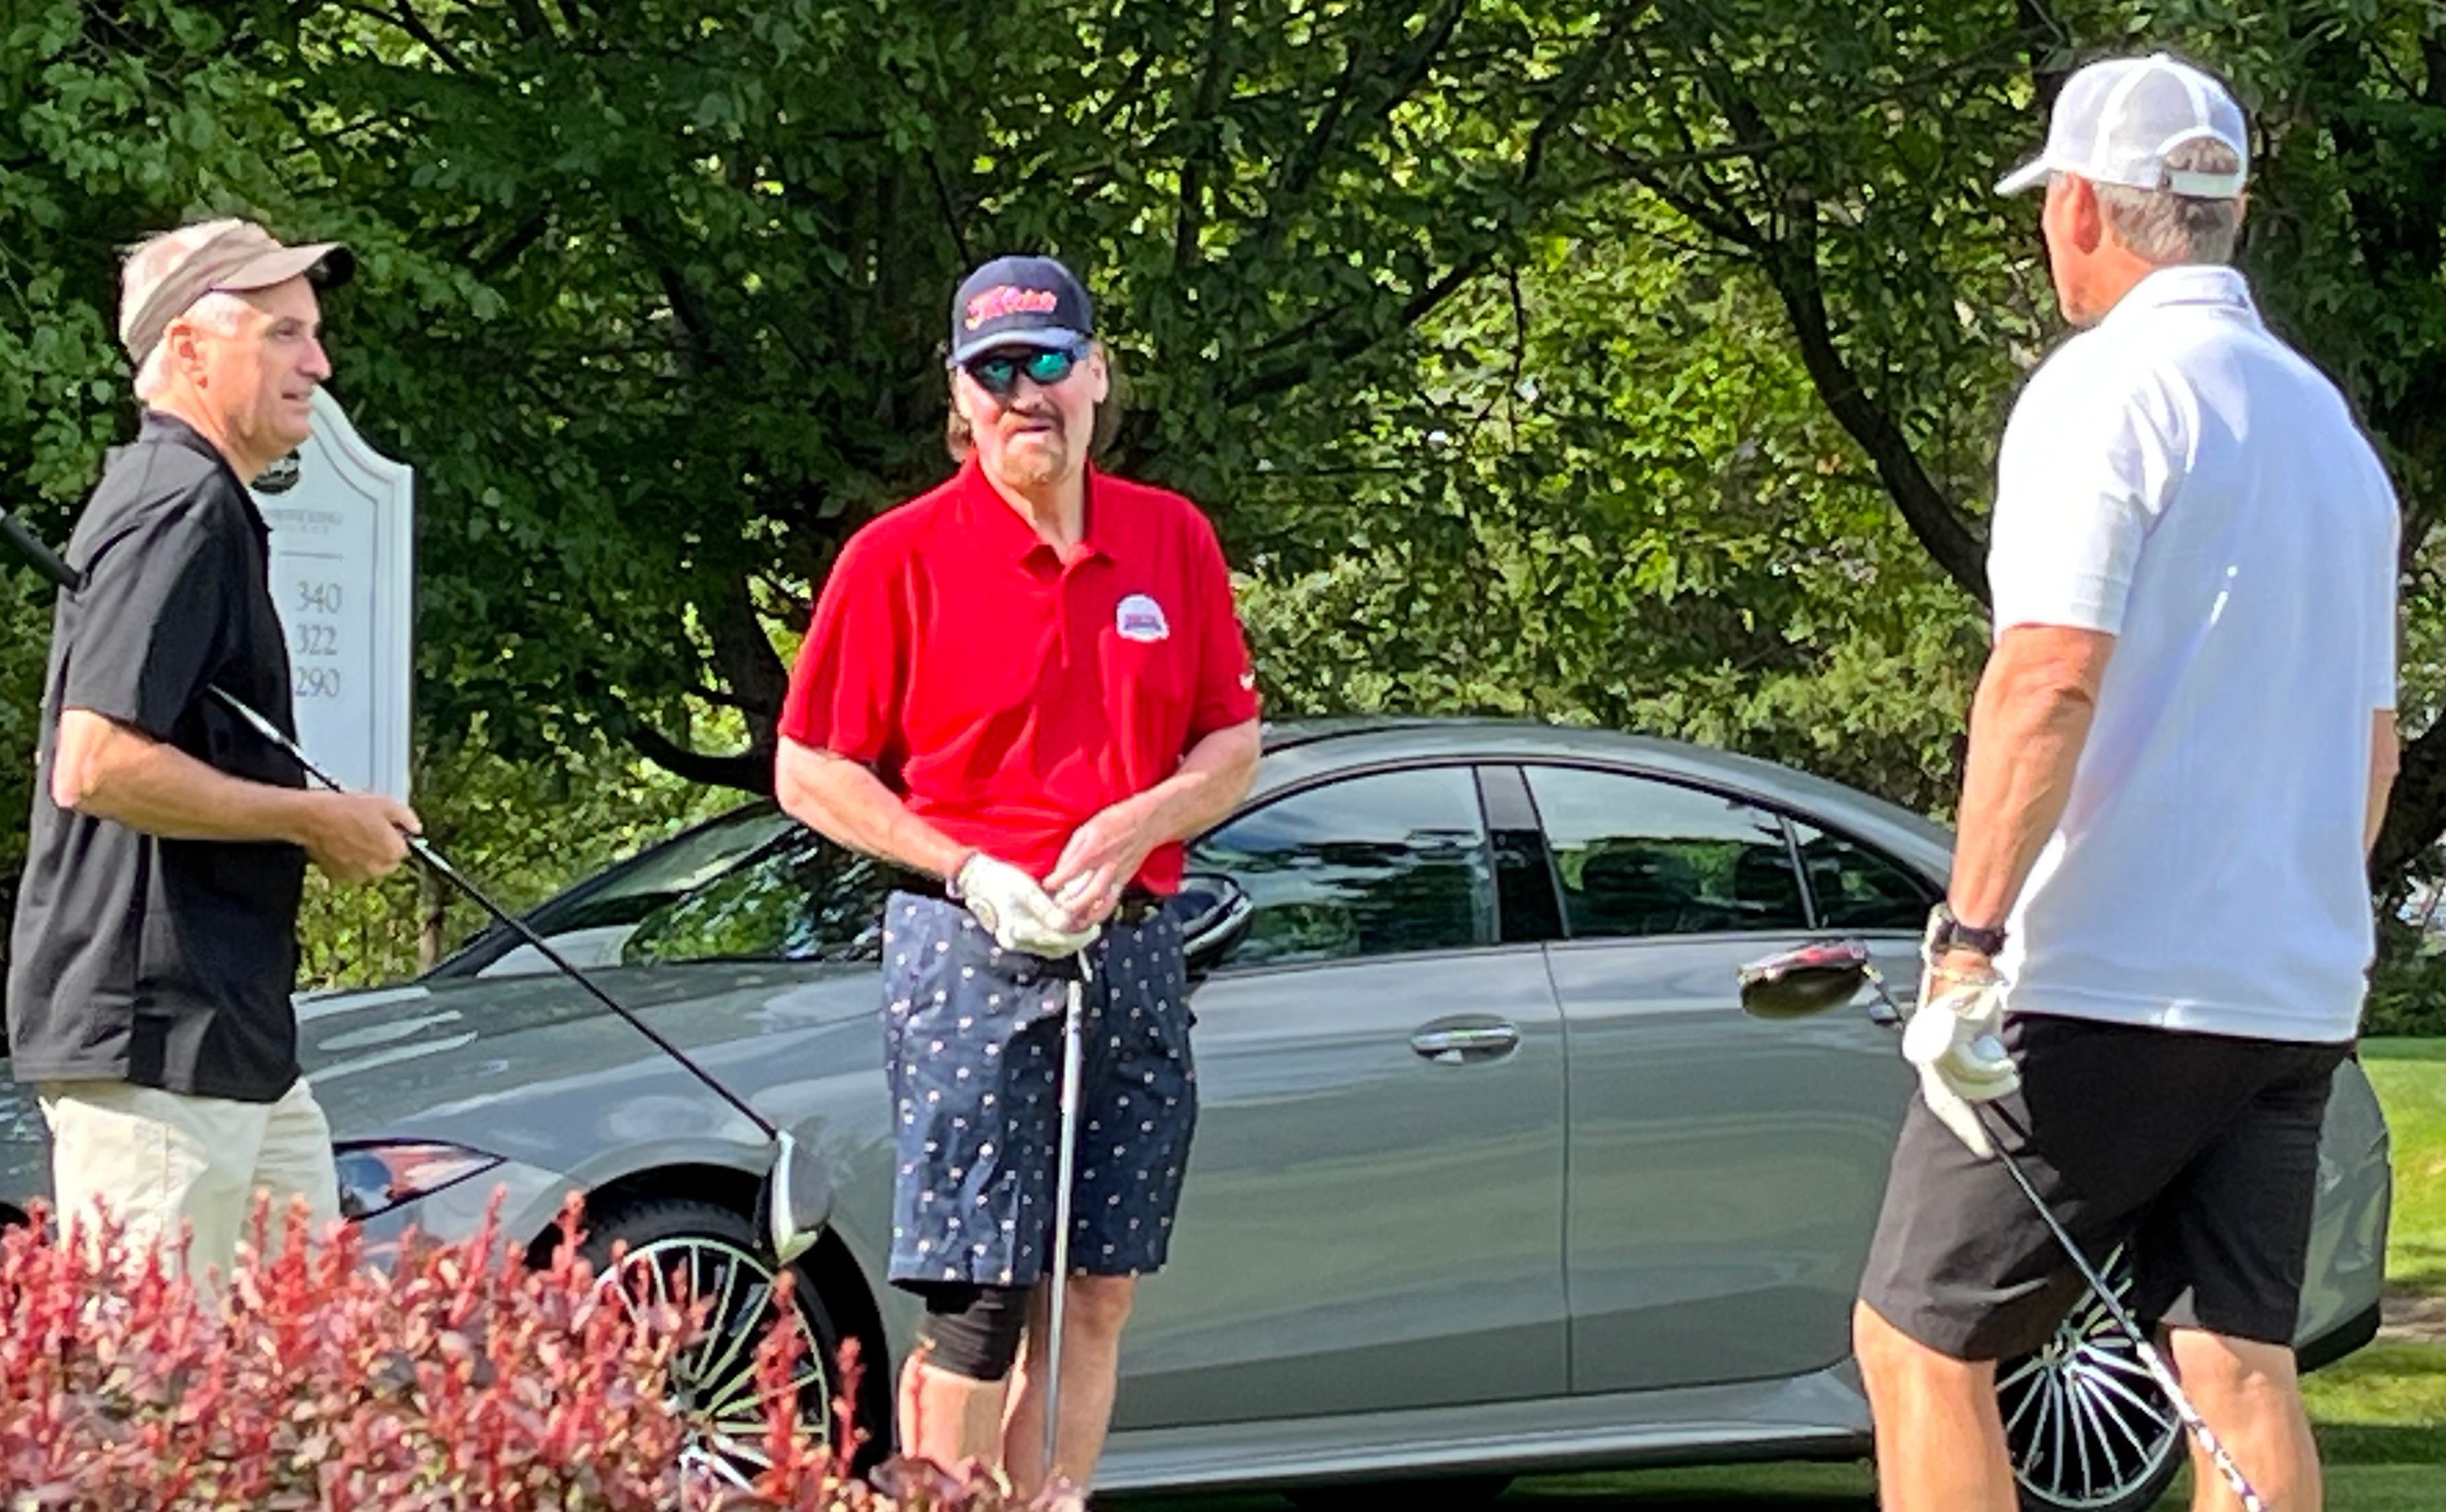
[118,218,355,367]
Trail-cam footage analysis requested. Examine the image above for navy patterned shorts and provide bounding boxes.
[880,892,1197,1288]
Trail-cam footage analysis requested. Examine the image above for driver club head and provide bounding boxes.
[1736,939,1876,1020]
[760,1128,831,1268]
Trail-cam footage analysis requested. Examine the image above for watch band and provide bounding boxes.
[1926,902,2007,957]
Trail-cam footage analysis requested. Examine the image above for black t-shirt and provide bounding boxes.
[5,412,308,1102]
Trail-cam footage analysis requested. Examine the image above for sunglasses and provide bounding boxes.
[961,343,1087,399]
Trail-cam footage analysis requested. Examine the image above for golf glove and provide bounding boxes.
[953,852,1099,958]
[1901,969,2018,1160]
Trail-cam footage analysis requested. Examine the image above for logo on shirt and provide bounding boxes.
[1116,593,1170,643]
[965,285,1060,330]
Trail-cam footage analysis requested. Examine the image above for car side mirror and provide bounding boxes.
[1172,871,1254,978]
[1736,939,1874,1020]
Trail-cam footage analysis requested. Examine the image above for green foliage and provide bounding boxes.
[294,729,733,989]
[2,1,2443,984]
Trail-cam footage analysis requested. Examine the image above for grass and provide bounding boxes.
[1120,1042,2446,1510]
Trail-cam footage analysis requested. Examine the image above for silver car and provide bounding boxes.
[0,720,2390,1512]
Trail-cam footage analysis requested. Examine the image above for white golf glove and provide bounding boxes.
[1901,968,2018,1160]
[952,852,1099,959]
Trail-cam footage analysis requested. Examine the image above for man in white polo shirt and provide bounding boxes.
[1851,54,2400,1512]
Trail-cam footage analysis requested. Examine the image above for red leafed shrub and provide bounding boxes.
[0,1193,702,1510]
[0,1193,1091,1511]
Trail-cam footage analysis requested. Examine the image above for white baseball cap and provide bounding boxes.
[1996,52,2248,199]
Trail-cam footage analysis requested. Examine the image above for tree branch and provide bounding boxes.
[1173,0,1238,280]
[623,722,776,795]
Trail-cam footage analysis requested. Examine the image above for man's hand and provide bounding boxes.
[956,852,1099,957]
[1902,961,2018,1159]
[300,791,421,883]
[1044,800,1162,930]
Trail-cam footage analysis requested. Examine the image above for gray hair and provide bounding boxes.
[2092,140,2245,265]
[130,290,253,401]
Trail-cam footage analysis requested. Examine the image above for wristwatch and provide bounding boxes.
[1925,902,2007,958]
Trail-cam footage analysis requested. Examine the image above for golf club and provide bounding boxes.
[1,504,828,1267]
[1736,939,2271,1512]
[1042,952,1092,1477]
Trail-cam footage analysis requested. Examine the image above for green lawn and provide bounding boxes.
[1120,1042,2446,1511]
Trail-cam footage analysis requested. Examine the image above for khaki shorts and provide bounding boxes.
[38,1077,340,1282]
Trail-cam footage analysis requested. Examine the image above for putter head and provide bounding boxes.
[758,1128,832,1268]
[1736,939,1875,1020]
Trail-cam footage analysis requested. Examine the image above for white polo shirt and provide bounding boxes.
[1989,265,2398,1043]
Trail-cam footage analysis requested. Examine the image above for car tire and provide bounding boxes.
[1999,1247,2186,1512]
[580,1195,850,1490]
[1283,1473,1514,1509]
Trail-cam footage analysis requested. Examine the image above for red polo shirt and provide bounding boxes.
[780,456,1260,893]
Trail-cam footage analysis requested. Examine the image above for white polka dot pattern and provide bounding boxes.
[878,891,1197,1288]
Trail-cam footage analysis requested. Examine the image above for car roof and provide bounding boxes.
[1255,717,1954,875]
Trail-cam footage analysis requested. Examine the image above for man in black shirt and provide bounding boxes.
[7,219,420,1280]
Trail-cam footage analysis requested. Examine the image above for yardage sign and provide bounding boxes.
[248,389,414,802]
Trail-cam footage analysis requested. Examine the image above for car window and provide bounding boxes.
[1190,766,1496,969]
[431,804,803,977]
[618,831,893,965]
[1523,767,1808,938]
[1788,820,1936,930]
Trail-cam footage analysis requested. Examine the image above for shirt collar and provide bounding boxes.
[952,453,1109,566]
[2103,265,2259,327]
[137,408,271,535]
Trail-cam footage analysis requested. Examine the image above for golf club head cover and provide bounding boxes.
[911,1282,1032,1382]
[954,852,1100,958]
[1901,971,2018,1160]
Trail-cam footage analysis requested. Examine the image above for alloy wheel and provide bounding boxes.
[1997,1247,2185,1512]
[605,1232,832,1487]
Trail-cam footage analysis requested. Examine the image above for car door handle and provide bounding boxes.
[1410,1018,1520,1064]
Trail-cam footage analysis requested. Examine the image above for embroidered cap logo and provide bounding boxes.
[965,285,1060,330]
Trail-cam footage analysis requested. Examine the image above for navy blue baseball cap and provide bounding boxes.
[948,254,1094,366]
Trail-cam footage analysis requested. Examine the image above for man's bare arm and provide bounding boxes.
[2369,707,2400,860]
[52,707,418,882]
[774,736,972,880]
[1946,626,2117,934]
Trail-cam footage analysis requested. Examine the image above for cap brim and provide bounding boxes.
[213,242,354,295]
[1994,157,2052,195]
[949,326,1087,366]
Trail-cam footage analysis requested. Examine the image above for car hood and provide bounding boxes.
[293,959,882,1135]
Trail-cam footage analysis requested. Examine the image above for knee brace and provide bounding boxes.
[909,1281,1031,1382]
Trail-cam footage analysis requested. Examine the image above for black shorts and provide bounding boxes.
[1858,1012,2349,1361]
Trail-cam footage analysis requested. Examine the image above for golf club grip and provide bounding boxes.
[0,507,77,590]
[203,687,779,1139]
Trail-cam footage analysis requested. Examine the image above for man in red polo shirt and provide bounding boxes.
[775,254,1261,1493]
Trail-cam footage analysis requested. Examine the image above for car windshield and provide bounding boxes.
[428,805,887,977]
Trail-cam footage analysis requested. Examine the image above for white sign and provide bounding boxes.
[250,388,414,803]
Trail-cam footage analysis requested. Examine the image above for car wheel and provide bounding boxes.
[582,1196,844,1490]
[1999,1247,2185,1512]
[1283,1473,1514,1509]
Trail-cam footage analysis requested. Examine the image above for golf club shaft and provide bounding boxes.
[1044,957,1091,1477]
[1972,1101,2271,1511]
[1859,963,2269,1511]
[210,690,779,1137]
[0,507,73,590]
[1,504,778,1139]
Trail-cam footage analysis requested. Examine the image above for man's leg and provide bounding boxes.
[2165,1328,2319,1512]
[248,1076,341,1250]
[898,1281,1033,1469]
[1000,1272,1136,1495]
[1855,1299,2018,1512]
[38,1080,252,1279]
[898,1351,1012,1470]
